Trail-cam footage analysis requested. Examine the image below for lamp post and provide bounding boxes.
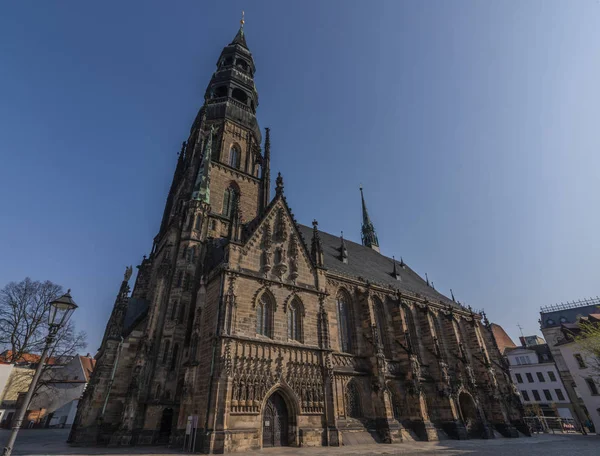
[2,290,78,456]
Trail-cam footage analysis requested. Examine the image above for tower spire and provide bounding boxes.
[360,186,380,252]
[231,11,248,48]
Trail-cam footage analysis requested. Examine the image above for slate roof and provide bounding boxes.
[540,303,600,328]
[297,224,464,309]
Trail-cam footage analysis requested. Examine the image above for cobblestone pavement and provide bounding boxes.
[1,429,598,455]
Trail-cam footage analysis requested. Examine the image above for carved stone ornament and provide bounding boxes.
[274,208,288,243]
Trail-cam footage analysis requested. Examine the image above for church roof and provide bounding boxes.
[297,224,463,308]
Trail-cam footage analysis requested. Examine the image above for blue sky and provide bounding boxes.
[1,1,599,352]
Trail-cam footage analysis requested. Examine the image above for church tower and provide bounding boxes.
[159,14,266,246]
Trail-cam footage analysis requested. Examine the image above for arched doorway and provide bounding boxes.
[458,392,479,436]
[158,408,174,443]
[263,392,289,447]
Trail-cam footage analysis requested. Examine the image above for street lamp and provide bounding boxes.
[2,290,78,456]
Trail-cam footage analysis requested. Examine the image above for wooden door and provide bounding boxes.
[263,392,288,447]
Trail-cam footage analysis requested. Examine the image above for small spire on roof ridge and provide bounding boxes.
[450,289,456,302]
[431,281,435,290]
[392,256,400,280]
[400,256,404,268]
[339,231,348,263]
[425,273,430,287]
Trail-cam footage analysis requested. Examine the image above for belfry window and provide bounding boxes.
[231,88,248,105]
[214,86,228,98]
[236,58,248,72]
[288,298,303,342]
[256,293,274,338]
[337,290,353,353]
[229,145,241,169]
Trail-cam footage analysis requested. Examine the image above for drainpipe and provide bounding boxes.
[101,336,124,419]
[203,269,226,444]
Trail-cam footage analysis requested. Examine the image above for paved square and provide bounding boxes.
[1,429,598,455]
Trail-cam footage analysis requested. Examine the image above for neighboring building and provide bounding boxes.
[540,297,600,425]
[69,21,523,453]
[0,355,95,429]
[519,335,545,347]
[490,323,517,355]
[0,365,34,428]
[0,362,14,425]
[556,314,600,432]
[31,355,96,428]
[505,342,574,421]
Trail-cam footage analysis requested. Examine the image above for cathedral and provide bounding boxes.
[69,20,525,453]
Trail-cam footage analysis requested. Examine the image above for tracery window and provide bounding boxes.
[229,144,241,169]
[222,184,239,218]
[337,290,353,353]
[345,380,362,418]
[170,300,178,321]
[287,298,303,342]
[170,344,179,370]
[162,340,170,364]
[256,292,274,338]
[178,302,186,323]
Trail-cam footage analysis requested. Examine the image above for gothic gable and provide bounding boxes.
[238,198,316,287]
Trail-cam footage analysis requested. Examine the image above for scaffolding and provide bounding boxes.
[540,296,600,313]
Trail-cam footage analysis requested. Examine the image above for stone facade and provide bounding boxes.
[68,23,524,453]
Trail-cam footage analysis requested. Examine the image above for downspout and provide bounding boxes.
[101,336,124,419]
[203,269,226,439]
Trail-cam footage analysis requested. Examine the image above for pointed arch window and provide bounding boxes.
[170,301,178,321]
[162,340,170,365]
[373,297,392,358]
[229,144,241,169]
[288,298,303,342]
[170,343,179,370]
[222,184,239,218]
[178,302,186,323]
[256,292,274,338]
[190,334,198,362]
[187,246,195,263]
[337,290,354,353]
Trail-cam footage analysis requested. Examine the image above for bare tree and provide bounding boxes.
[0,278,87,393]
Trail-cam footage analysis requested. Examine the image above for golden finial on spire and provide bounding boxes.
[240,10,245,28]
